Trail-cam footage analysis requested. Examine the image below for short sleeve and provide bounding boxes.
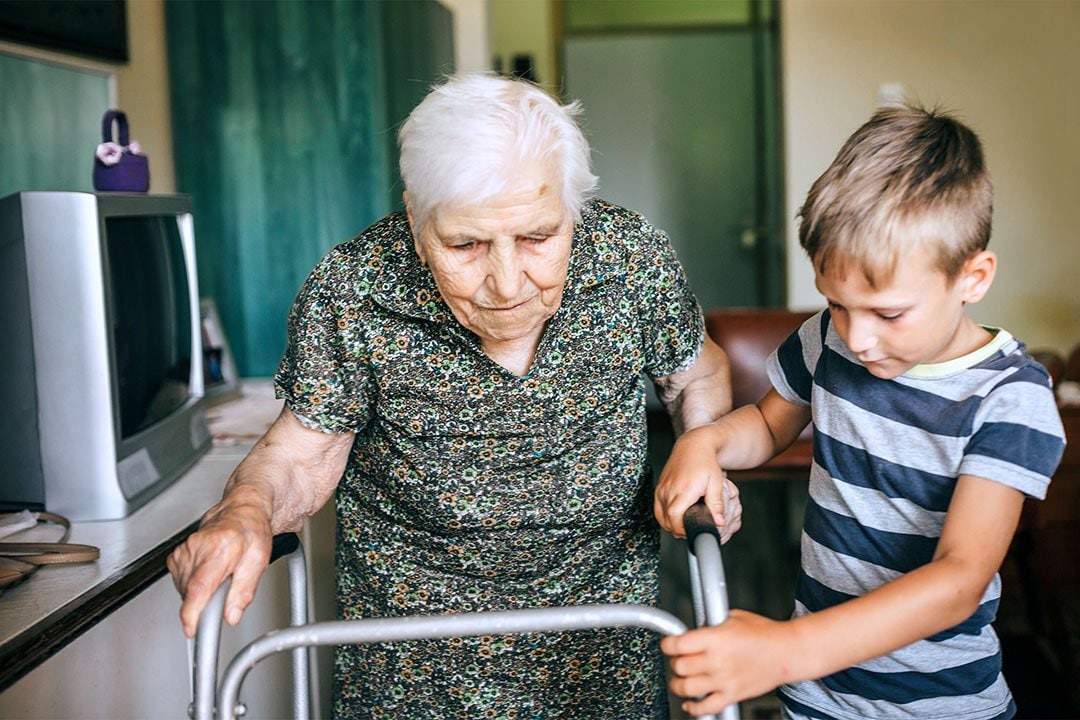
[767,310,828,407]
[273,248,374,434]
[960,364,1065,499]
[626,220,705,379]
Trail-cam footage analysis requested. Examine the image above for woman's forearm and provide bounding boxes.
[211,407,352,533]
[657,337,733,435]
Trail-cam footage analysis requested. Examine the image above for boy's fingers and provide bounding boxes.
[653,495,674,535]
[661,627,712,657]
[682,692,734,718]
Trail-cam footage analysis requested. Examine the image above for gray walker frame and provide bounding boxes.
[190,503,739,720]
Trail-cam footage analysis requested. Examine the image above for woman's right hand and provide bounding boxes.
[166,407,353,638]
[166,501,274,638]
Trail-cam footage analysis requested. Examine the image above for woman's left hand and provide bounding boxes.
[713,475,742,544]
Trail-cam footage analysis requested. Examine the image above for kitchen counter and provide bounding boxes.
[0,381,282,692]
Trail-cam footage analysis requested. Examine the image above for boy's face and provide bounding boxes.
[815,248,996,379]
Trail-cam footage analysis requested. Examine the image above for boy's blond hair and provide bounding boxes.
[798,105,992,286]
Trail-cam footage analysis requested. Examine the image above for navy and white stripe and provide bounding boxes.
[768,310,1065,720]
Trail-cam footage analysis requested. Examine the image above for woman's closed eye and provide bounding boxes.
[449,239,481,251]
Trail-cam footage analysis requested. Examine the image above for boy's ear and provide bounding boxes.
[960,250,996,304]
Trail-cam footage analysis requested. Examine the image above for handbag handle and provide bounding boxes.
[0,511,100,564]
[0,542,100,565]
[101,109,131,146]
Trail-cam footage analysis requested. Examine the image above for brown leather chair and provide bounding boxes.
[1066,343,1080,383]
[1030,349,1066,388]
[704,307,818,480]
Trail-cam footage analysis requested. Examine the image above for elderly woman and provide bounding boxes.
[169,72,737,718]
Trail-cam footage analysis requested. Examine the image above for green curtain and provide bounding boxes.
[166,0,452,377]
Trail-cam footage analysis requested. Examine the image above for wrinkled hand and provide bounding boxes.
[711,477,741,544]
[662,611,794,717]
[654,432,742,541]
[166,504,273,638]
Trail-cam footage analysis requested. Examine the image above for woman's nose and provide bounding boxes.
[486,249,526,300]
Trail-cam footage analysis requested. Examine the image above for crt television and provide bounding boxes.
[0,191,211,520]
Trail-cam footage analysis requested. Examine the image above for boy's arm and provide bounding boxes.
[654,389,811,537]
[662,473,1025,717]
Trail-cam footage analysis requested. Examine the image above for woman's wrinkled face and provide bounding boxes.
[409,164,574,346]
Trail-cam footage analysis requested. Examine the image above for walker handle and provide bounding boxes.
[190,532,306,720]
[682,500,739,720]
[684,499,720,551]
[270,532,300,563]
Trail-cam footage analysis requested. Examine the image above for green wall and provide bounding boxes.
[166,0,452,377]
[0,52,109,196]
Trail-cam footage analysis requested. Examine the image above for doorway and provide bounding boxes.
[560,2,784,310]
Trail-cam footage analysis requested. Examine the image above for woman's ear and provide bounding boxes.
[403,192,426,265]
[960,250,996,304]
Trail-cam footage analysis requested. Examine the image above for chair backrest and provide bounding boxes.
[704,308,816,409]
[1030,349,1066,388]
[703,307,819,476]
[1067,343,1080,383]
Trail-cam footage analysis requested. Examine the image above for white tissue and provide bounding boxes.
[0,509,39,539]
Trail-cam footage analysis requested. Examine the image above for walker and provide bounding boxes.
[189,501,739,720]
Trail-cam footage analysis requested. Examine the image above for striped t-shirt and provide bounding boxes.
[769,311,1065,720]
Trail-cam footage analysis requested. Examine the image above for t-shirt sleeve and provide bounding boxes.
[960,363,1065,499]
[766,310,828,407]
[625,218,705,379]
[273,248,374,434]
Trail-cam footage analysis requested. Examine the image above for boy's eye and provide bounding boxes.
[878,311,904,321]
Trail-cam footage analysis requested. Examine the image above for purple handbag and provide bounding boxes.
[92,110,150,192]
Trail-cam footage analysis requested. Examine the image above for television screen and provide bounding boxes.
[0,191,209,520]
[105,216,194,439]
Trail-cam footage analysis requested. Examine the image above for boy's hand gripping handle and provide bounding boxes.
[684,500,739,720]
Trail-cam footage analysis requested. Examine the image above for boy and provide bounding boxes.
[654,105,1066,719]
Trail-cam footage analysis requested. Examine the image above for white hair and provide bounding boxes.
[398,72,598,231]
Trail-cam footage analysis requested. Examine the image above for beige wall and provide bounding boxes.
[782,0,1080,354]
[116,0,175,193]
[489,0,558,92]
[439,0,491,73]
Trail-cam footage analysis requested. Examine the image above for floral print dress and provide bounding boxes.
[275,199,704,719]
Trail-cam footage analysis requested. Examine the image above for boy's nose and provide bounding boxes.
[845,318,878,354]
